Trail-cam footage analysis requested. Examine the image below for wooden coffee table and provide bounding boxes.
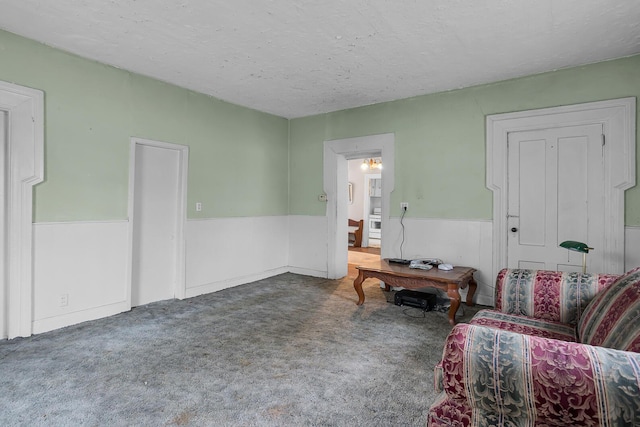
[354,259,477,325]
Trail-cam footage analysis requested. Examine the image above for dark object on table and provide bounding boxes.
[387,258,411,265]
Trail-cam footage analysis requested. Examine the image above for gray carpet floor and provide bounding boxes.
[0,272,482,426]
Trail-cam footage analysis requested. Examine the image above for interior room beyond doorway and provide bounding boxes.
[348,157,382,249]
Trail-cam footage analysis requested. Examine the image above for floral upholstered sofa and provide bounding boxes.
[428,267,640,426]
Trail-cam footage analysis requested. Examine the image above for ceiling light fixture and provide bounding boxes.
[360,158,382,170]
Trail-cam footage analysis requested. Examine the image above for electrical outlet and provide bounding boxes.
[59,293,69,307]
[400,202,409,211]
[195,202,202,212]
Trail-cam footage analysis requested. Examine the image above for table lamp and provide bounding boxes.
[559,240,593,273]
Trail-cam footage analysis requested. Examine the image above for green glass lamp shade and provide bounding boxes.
[559,240,593,253]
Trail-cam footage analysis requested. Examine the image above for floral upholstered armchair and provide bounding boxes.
[428,268,640,426]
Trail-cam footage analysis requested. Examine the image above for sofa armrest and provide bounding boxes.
[437,323,640,426]
[495,268,619,324]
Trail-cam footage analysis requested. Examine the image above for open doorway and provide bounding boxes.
[347,158,383,248]
[323,133,394,280]
[347,158,382,277]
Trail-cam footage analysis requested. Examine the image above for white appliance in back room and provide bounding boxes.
[368,176,382,247]
[369,207,381,246]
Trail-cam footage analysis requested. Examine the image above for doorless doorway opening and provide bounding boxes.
[323,133,394,279]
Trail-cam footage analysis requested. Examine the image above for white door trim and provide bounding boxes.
[0,80,44,339]
[324,133,394,279]
[127,137,189,307]
[487,97,636,278]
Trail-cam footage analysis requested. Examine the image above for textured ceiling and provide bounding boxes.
[0,0,638,118]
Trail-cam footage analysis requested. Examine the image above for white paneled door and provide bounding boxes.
[0,112,6,338]
[131,143,181,306]
[507,124,605,272]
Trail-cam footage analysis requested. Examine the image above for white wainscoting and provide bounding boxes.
[286,215,495,306]
[26,217,640,336]
[185,216,290,298]
[625,226,640,270]
[382,217,495,307]
[287,215,329,278]
[32,221,130,334]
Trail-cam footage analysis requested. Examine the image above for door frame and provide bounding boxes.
[487,97,636,278]
[0,81,44,339]
[127,137,189,307]
[323,133,394,279]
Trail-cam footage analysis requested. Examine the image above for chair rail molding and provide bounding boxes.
[0,80,45,339]
[487,97,636,278]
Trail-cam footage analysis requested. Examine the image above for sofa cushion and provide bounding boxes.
[427,391,471,426]
[578,267,640,352]
[495,269,619,325]
[470,309,577,342]
[433,310,577,394]
[432,323,640,426]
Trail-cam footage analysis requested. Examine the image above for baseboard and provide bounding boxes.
[185,266,289,298]
[32,300,130,335]
[29,266,493,335]
[287,267,328,278]
[473,294,493,308]
[185,266,330,299]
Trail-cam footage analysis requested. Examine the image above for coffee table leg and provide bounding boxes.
[447,285,461,326]
[354,270,366,305]
[466,276,478,307]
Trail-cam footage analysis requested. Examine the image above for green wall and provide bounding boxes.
[2,28,638,225]
[0,29,289,222]
[289,55,640,224]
